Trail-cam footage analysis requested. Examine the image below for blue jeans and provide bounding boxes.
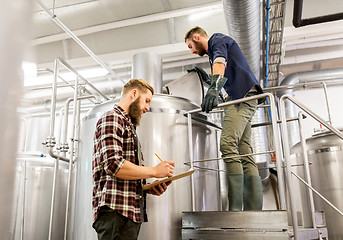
[93,207,142,240]
[220,93,259,176]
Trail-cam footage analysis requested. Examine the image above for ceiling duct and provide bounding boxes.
[222,0,260,80]
[222,0,270,187]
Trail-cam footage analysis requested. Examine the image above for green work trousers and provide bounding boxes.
[220,94,259,176]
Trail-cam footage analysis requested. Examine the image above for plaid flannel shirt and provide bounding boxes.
[92,105,147,223]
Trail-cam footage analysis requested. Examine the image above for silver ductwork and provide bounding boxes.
[222,0,270,185]
[279,67,343,146]
[222,0,260,78]
[132,52,163,93]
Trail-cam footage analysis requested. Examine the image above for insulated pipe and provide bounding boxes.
[278,67,343,146]
[132,52,163,93]
[0,2,32,239]
[222,0,260,78]
[222,0,270,186]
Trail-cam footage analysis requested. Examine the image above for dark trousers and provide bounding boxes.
[93,207,142,240]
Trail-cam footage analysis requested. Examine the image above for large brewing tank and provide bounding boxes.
[10,153,68,240]
[291,130,343,239]
[72,94,221,240]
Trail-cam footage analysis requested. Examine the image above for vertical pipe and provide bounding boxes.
[50,59,59,139]
[0,1,32,239]
[268,93,286,210]
[132,52,163,94]
[48,156,60,240]
[187,113,195,211]
[265,0,270,88]
[280,96,299,239]
[321,82,332,125]
[64,76,80,240]
[298,112,316,228]
[21,161,27,240]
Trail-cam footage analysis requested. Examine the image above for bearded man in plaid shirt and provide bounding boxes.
[92,79,175,240]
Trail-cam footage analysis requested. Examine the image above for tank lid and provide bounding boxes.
[311,127,343,139]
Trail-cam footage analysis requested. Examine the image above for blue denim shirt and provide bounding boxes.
[208,33,261,101]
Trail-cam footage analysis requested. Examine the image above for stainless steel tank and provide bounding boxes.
[10,153,68,240]
[291,130,343,239]
[72,94,221,240]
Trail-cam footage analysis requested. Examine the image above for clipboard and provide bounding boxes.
[142,169,196,191]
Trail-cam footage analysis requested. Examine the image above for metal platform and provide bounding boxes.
[182,211,328,240]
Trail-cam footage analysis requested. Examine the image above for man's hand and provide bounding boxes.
[153,161,175,178]
[201,88,218,113]
[148,181,172,196]
[201,74,228,113]
[188,66,211,85]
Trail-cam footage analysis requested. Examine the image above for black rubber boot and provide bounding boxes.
[243,175,263,210]
[227,174,244,211]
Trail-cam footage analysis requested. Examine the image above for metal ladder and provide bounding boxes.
[263,0,286,87]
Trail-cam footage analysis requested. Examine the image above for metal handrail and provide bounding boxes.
[292,172,343,217]
[186,92,287,212]
[279,94,343,240]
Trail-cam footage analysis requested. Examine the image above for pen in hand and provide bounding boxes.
[155,153,164,163]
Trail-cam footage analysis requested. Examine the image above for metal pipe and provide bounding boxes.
[292,172,343,216]
[265,0,271,88]
[187,112,196,211]
[268,93,287,210]
[267,78,343,93]
[48,154,60,240]
[191,150,275,163]
[320,82,332,125]
[57,107,65,150]
[279,97,300,239]
[58,58,109,101]
[64,75,79,240]
[278,67,343,147]
[298,112,316,228]
[49,59,59,139]
[281,95,343,140]
[34,0,124,84]
[61,95,97,157]
[21,161,27,240]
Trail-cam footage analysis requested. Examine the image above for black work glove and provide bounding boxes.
[201,74,228,113]
[187,66,212,85]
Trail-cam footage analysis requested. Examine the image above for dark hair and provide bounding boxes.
[184,26,208,42]
[122,79,154,95]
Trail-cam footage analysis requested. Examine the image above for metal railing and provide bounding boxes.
[185,91,343,240]
[279,94,343,239]
[186,92,286,213]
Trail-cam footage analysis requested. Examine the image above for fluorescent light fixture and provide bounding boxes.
[23,66,109,87]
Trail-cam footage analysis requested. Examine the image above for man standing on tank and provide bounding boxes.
[92,78,175,240]
[185,26,263,211]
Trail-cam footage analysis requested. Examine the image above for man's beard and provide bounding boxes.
[193,40,206,56]
[129,96,143,126]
